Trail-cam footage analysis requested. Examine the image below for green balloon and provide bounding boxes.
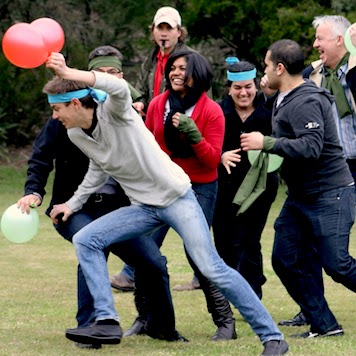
[1,204,39,243]
[344,27,356,56]
[247,150,283,173]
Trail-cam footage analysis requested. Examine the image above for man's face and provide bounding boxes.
[152,23,181,53]
[51,66,122,129]
[264,51,279,90]
[313,23,341,69]
[50,102,79,129]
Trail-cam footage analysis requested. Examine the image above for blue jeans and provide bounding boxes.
[121,181,218,281]
[73,189,282,343]
[55,195,174,330]
[272,185,356,333]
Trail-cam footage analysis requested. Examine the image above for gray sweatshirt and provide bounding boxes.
[66,72,191,212]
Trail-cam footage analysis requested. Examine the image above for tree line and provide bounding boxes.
[0,0,355,154]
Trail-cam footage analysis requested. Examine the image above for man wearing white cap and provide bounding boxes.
[131,6,191,114]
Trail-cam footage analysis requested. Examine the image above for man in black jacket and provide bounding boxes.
[240,39,356,339]
[280,15,356,328]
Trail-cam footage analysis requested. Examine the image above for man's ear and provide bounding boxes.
[71,98,81,108]
[336,35,344,47]
[276,62,285,76]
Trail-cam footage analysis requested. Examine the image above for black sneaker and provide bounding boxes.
[66,319,122,345]
[278,311,310,326]
[261,340,289,355]
[291,325,344,338]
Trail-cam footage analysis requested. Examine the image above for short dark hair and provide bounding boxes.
[42,76,96,109]
[227,60,257,87]
[164,50,213,93]
[88,45,123,61]
[268,39,305,75]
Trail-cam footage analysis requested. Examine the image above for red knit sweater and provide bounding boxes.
[145,90,225,183]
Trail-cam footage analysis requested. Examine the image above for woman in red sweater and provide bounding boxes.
[125,50,237,341]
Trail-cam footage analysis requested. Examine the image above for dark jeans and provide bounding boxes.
[54,194,174,329]
[272,185,356,333]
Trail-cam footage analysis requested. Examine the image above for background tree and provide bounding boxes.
[0,0,355,152]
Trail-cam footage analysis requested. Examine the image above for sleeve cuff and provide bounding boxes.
[263,136,277,151]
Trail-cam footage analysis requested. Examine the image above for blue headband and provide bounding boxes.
[227,68,257,81]
[47,88,107,104]
[225,56,257,82]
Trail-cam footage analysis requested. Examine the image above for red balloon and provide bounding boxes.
[31,17,65,53]
[2,22,48,68]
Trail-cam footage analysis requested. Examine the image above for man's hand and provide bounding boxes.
[17,194,41,214]
[260,75,276,97]
[240,132,264,151]
[132,101,145,116]
[221,149,241,174]
[46,52,69,77]
[49,203,73,224]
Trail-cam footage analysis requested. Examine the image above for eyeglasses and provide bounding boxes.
[93,69,121,75]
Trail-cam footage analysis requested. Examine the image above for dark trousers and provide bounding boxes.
[213,173,278,299]
[272,186,356,333]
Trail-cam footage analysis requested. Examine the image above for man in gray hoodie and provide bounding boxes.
[241,39,356,339]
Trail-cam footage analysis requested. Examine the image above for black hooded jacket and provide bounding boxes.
[269,80,353,199]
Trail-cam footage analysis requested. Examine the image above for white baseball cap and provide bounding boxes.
[153,6,181,28]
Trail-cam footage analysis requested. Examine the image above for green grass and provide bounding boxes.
[0,165,355,355]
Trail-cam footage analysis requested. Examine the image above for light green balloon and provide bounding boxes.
[344,27,356,56]
[1,204,39,243]
[247,150,283,173]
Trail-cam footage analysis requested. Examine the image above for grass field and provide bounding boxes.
[0,165,355,355]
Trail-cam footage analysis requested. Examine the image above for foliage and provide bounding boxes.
[0,0,356,146]
[0,107,18,161]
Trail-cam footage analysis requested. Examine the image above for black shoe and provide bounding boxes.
[261,340,289,355]
[278,311,310,327]
[123,319,147,337]
[211,320,237,341]
[66,319,122,345]
[75,342,102,349]
[291,325,344,339]
[146,328,189,342]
